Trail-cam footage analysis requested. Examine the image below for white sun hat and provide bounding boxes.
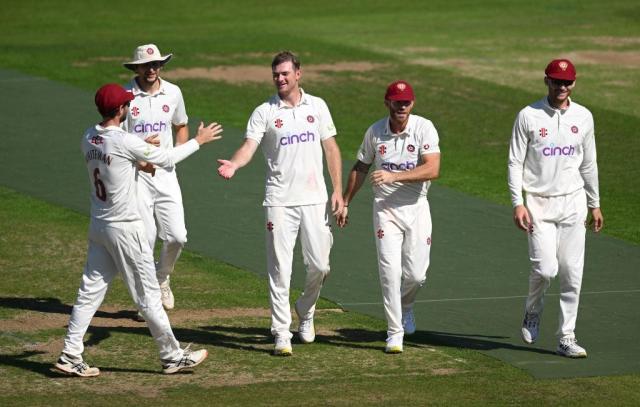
[123,44,172,71]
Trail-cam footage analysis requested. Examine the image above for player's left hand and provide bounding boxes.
[588,207,604,232]
[144,134,160,146]
[330,190,344,216]
[370,170,396,186]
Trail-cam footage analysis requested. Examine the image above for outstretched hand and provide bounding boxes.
[195,121,223,145]
[217,159,238,179]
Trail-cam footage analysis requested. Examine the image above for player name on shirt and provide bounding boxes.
[85,149,112,165]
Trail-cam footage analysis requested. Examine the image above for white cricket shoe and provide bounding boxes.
[162,345,208,374]
[160,280,175,310]
[295,303,315,344]
[521,312,540,344]
[402,309,416,335]
[385,335,403,354]
[556,337,587,358]
[54,353,100,377]
[274,336,293,356]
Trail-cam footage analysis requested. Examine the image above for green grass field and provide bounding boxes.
[1,0,640,405]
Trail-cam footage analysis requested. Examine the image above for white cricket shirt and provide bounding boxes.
[123,77,188,151]
[246,89,336,206]
[81,125,199,223]
[358,114,440,204]
[508,97,600,208]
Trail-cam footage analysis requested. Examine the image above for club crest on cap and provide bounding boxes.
[559,61,568,70]
[397,83,406,91]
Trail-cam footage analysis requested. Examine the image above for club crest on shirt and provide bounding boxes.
[377,228,384,239]
[131,106,140,117]
[307,115,315,123]
[423,144,430,150]
[571,125,579,134]
[378,145,387,155]
[539,128,548,138]
[427,236,432,246]
[162,105,169,113]
[275,119,283,128]
[90,135,104,145]
[407,144,415,152]
[266,221,274,231]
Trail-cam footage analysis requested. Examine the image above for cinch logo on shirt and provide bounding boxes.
[381,161,417,171]
[542,144,576,157]
[133,122,168,134]
[279,131,315,146]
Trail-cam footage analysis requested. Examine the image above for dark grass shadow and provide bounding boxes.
[1,297,555,356]
[406,329,556,356]
[0,297,139,320]
[0,351,62,378]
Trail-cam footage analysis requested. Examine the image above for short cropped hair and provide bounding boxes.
[271,51,300,70]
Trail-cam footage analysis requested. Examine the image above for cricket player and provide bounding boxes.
[508,59,603,358]
[337,80,440,353]
[122,44,192,311]
[54,83,222,377]
[217,51,343,356]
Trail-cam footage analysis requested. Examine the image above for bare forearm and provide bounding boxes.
[174,124,189,146]
[323,138,343,193]
[343,170,367,205]
[393,157,440,183]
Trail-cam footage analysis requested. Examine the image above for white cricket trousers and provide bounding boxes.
[525,188,588,339]
[374,198,432,339]
[62,219,183,362]
[138,170,187,284]
[265,203,333,340]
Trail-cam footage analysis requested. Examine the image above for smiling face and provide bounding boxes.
[134,61,163,87]
[545,77,575,109]
[272,61,300,98]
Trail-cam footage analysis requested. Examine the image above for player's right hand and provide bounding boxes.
[513,205,532,232]
[217,159,237,179]
[195,121,223,145]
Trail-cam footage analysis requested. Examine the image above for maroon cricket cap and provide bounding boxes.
[385,80,415,101]
[95,83,134,116]
[545,59,576,81]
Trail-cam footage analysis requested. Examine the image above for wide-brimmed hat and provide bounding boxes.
[385,80,415,101]
[95,83,135,116]
[123,44,172,71]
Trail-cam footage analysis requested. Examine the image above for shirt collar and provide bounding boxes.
[131,77,166,96]
[384,114,414,137]
[95,124,125,133]
[276,88,309,109]
[542,96,572,115]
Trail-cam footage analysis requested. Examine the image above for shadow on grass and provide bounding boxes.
[0,297,139,320]
[1,297,555,359]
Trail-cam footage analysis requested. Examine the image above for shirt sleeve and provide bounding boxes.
[245,105,267,144]
[579,113,600,208]
[507,110,529,208]
[418,120,440,155]
[121,133,199,170]
[356,127,375,165]
[172,88,188,126]
[315,97,337,140]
